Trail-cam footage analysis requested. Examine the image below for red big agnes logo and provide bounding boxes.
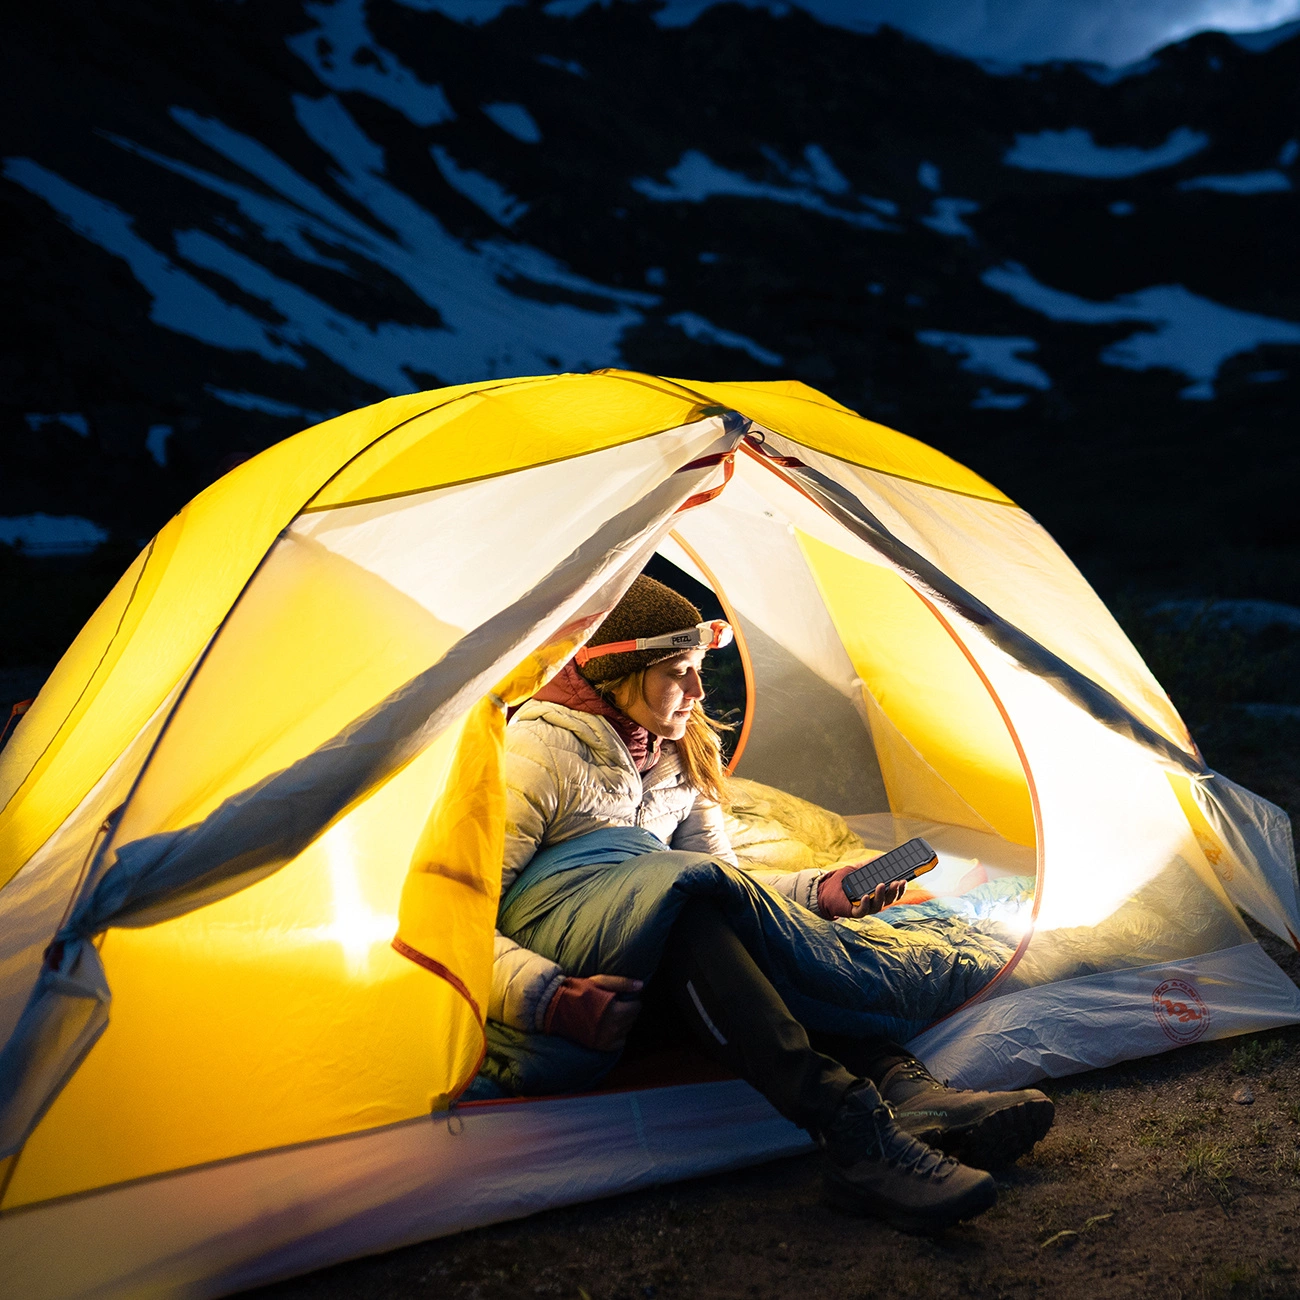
[1152,979,1209,1044]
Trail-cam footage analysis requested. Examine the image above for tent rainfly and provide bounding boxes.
[1,372,1297,1296]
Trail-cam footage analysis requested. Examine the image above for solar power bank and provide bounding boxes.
[840,838,939,903]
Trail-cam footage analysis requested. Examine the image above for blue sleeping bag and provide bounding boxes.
[473,827,1026,1098]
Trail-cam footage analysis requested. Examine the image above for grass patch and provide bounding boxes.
[1197,1261,1258,1299]
[1195,1257,1299,1299]
[1133,1107,1218,1150]
[1231,1036,1290,1075]
[1270,1151,1300,1180]
[1184,1142,1235,1204]
[1027,1133,1100,1166]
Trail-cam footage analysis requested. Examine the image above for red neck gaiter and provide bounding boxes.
[533,661,662,772]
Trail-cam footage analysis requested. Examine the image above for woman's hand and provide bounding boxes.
[543,973,643,1052]
[817,865,907,919]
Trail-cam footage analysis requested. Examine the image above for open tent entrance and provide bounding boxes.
[638,551,749,769]
[581,502,1044,1095]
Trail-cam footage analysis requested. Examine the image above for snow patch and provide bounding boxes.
[288,0,456,127]
[431,145,528,225]
[632,150,893,229]
[801,144,850,195]
[0,513,108,555]
[1280,139,1299,167]
[917,331,1051,390]
[395,0,521,19]
[1150,600,1300,634]
[146,424,173,466]
[1082,56,1161,86]
[25,412,89,436]
[206,387,333,422]
[537,53,586,76]
[1004,126,1207,177]
[1239,703,1300,722]
[667,312,783,366]
[917,161,942,192]
[1179,171,1292,193]
[10,93,657,389]
[971,389,1030,410]
[860,195,899,217]
[3,157,302,366]
[982,262,1300,399]
[921,197,980,241]
[482,102,542,143]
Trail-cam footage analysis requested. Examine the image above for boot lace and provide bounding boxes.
[871,1104,958,1179]
[884,1060,944,1091]
[829,1091,958,1180]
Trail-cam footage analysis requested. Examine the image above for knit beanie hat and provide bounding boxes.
[578,575,703,683]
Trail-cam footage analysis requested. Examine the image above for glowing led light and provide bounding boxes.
[322,819,398,975]
[961,627,1196,935]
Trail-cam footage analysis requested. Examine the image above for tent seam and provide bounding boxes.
[904,586,1044,1019]
[0,536,157,837]
[298,415,726,512]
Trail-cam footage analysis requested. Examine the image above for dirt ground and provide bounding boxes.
[253,921,1300,1300]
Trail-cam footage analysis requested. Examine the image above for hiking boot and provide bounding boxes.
[821,1084,997,1233]
[880,1058,1055,1170]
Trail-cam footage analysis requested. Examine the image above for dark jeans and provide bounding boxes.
[640,898,909,1134]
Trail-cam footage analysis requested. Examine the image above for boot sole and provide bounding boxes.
[909,1095,1055,1170]
[823,1167,997,1234]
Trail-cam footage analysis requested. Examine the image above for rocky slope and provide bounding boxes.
[2,0,1299,638]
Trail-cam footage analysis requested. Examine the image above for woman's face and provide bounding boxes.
[615,651,706,740]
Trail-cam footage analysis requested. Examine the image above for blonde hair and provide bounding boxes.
[590,668,731,805]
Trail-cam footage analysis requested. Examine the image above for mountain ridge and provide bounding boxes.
[2,0,1298,648]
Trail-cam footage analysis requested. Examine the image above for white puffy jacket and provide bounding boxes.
[491,699,825,1031]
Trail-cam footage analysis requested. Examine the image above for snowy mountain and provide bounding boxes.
[3,0,1299,607]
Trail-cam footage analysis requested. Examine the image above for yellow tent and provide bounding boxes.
[1,372,1297,1297]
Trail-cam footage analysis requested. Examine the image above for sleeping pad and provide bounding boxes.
[471,827,1027,1098]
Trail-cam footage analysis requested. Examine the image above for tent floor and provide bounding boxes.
[0,1058,810,1300]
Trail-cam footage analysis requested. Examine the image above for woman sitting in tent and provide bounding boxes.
[490,575,1053,1233]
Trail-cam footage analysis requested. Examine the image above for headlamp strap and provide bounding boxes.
[575,619,733,666]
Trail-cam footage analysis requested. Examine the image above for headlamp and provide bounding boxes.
[575,619,734,666]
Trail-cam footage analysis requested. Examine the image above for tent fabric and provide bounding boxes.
[0,1081,812,1300]
[0,371,1298,1297]
[912,941,1300,1089]
[393,623,601,1091]
[0,412,744,1165]
[661,376,1014,504]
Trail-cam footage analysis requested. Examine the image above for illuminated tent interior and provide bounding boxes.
[1,372,1297,1297]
